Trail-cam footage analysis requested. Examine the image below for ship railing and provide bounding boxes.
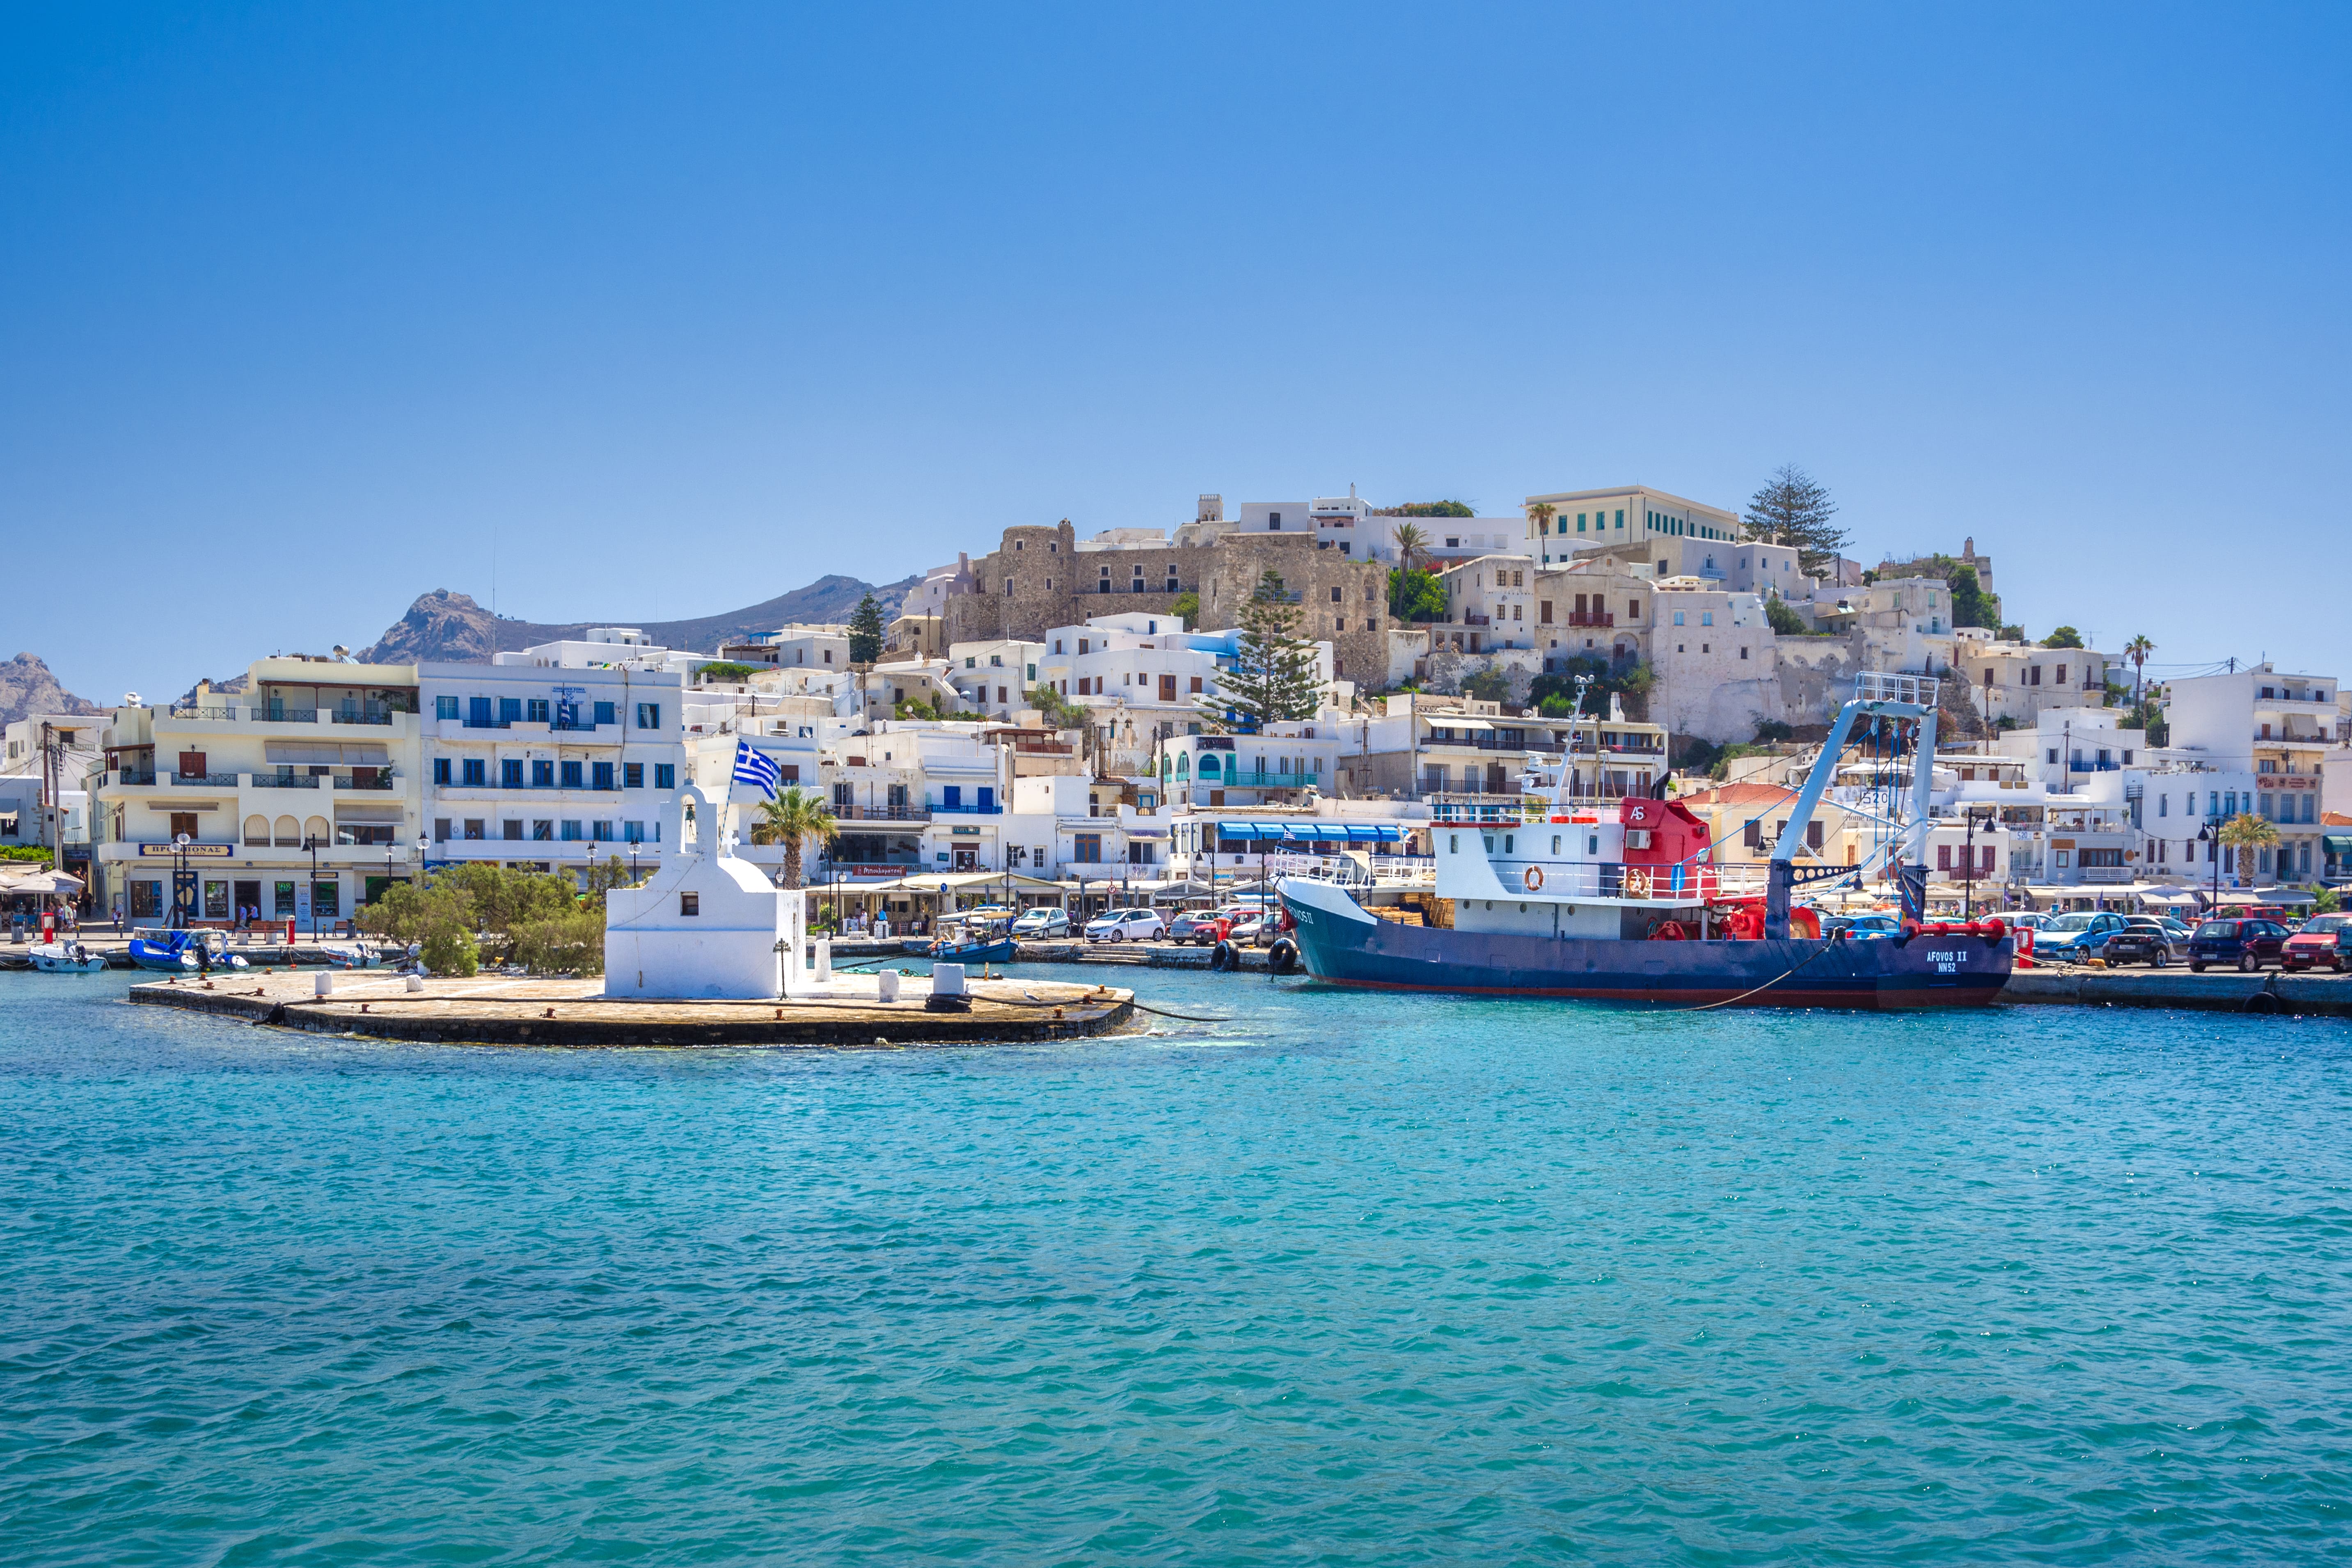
[1478,857,1774,902]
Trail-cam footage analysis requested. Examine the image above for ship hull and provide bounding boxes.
[1281,883,2009,1010]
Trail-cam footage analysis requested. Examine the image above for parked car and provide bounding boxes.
[2187,918,2291,972]
[1167,910,1224,944]
[1085,908,1166,943]
[2103,917,2177,967]
[2282,912,2352,973]
[1823,913,1903,941]
[2031,911,2134,963]
[1009,908,1070,939]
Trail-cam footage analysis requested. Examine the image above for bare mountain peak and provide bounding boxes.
[357,575,918,666]
[0,652,103,728]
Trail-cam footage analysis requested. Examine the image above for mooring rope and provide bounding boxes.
[1658,939,1842,1013]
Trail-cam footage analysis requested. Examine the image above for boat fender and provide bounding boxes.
[1210,941,1237,972]
[1649,920,1688,941]
[1523,866,1545,892]
[1268,938,1301,975]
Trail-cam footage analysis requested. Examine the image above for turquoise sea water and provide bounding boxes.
[3,968,2350,1566]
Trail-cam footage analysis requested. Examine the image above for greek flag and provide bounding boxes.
[731,741,781,799]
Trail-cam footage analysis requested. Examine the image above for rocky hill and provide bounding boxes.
[357,574,922,666]
[0,652,103,728]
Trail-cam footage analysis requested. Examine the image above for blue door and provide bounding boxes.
[977,787,996,813]
[943,786,962,809]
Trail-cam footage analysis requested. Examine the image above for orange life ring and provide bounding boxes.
[1523,865,1544,892]
[1624,868,1653,899]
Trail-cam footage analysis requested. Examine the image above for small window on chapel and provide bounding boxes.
[680,893,699,917]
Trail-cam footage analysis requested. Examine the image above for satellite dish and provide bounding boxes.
[332,645,351,661]
[123,691,140,707]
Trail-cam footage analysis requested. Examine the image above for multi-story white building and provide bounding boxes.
[1524,485,1744,568]
[1435,554,1539,652]
[90,657,426,928]
[946,639,1045,719]
[2162,663,2342,885]
[418,660,686,878]
[2,713,101,872]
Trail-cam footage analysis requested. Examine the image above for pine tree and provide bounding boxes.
[1204,570,1324,731]
[847,593,886,664]
[1744,464,1848,577]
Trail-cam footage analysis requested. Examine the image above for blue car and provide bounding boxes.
[2030,911,2133,962]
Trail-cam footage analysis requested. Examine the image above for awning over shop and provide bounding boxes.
[2325,834,2352,855]
[1216,821,1272,840]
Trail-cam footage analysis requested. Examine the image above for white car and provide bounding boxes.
[1085,908,1166,943]
[1010,908,1070,938]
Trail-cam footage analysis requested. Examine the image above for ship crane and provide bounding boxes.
[1764,672,1940,939]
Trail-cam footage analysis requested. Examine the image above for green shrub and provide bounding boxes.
[421,925,480,977]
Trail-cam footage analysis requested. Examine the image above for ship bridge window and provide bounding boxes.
[1589,833,1599,855]
[1504,834,1514,854]
[1552,835,1561,855]
[1482,836,1494,852]
[1449,833,1459,854]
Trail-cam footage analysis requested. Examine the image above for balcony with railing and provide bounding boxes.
[1461,613,1492,627]
[254,708,319,724]
[171,771,241,787]
[113,769,159,786]
[832,802,930,822]
[334,771,397,791]
[252,771,321,789]
[929,800,1005,815]
[1565,610,1615,628]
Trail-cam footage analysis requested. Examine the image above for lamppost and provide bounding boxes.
[2198,819,2219,911]
[1961,808,1992,921]
[302,833,320,939]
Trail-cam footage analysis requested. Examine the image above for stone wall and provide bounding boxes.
[942,525,1395,687]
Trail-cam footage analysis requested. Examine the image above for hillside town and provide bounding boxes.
[7,476,2348,934]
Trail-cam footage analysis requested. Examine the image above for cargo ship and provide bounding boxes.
[1278,673,2012,1009]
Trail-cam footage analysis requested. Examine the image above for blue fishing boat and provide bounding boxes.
[1281,672,2013,1011]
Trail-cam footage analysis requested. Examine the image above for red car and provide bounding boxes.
[2282,913,2352,973]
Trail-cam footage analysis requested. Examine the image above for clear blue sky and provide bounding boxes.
[5,3,2346,703]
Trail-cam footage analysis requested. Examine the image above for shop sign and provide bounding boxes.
[139,842,233,857]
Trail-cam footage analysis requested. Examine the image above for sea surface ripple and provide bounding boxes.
[2,966,2349,1565]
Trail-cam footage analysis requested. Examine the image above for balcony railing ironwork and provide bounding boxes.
[166,705,239,721]
[1565,610,1615,628]
[253,772,321,789]
[332,709,398,726]
[255,708,319,724]
[334,774,396,791]
[171,771,241,786]
[115,769,158,786]
[929,801,1005,815]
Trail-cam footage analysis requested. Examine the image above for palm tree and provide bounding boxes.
[750,786,839,889]
[1527,501,1557,548]
[1390,521,1428,575]
[2125,634,2155,705]
[2218,811,2280,884]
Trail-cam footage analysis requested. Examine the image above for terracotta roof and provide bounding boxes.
[2325,810,2352,827]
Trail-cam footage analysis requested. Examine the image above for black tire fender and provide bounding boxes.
[1210,941,1237,972]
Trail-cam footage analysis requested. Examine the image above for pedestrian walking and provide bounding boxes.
[112,896,124,936]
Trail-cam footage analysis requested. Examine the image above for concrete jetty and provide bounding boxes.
[128,969,1136,1046]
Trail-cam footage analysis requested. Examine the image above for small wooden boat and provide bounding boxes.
[928,919,1016,966]
[30,941,108,974]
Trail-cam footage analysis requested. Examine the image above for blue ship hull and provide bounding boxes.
[1282,890,2009,1010]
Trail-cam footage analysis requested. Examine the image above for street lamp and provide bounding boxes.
[2198,820,2219,910]
[303,833,320,939]
[1961,808,1993,921]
